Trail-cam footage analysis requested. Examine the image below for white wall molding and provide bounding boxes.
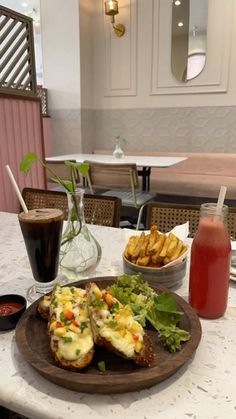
[151,0,233,95]
[104,0,137,97]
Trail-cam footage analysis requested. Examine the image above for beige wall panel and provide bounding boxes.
[104,0,137,96]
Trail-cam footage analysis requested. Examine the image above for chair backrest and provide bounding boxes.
[146,202,200,238]
[22,187,68,218]
[46,160,80,185]
[22,187,121,227]
[147,201,236,239]
[228,207,236,240]
[84,160,139,189]
[84,160,140,206]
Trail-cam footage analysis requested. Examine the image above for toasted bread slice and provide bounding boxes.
[39,284,94,370]
[86,282,154,367]
[38,283,61,320]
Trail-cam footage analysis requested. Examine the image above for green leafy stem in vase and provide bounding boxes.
[115,136,128,149]
[20,152,89,245]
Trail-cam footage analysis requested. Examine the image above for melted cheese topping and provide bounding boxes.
[88,282,144,358]
[48,285,93,361]
[57,331,93,361]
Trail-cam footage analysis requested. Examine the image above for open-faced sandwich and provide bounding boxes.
[38,281,155,370]
[38,284,94,370]
[86,282,154,367]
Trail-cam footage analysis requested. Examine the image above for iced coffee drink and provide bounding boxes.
[18,208,64,300]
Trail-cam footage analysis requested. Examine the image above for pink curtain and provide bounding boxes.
[0,95,46,213]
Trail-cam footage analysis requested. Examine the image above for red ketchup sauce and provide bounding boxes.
[0,302,22,316]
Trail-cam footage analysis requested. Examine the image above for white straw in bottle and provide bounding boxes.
[216,185,227,215]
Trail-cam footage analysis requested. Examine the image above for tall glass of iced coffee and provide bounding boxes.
[18,208,64,302]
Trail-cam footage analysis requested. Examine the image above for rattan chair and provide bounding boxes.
[228,207,236,240]
[84,161,155,229]
[22,187,121,228]
[146,202,201,238]
[146,201,236,239]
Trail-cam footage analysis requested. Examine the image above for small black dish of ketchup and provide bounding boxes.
[0,294,27,331]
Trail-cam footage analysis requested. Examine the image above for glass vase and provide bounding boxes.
[60,188,102,279]
[113,137,124,159]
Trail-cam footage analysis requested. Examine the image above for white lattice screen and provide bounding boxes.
[0,5,36,94]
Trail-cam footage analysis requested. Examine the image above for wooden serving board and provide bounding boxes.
[15,277,201,394]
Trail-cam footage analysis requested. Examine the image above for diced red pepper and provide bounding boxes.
[133,334,139,341]
[105,295,114,307]
[63,308,74,320]
[72,320,79,327]
[56,321,62,328]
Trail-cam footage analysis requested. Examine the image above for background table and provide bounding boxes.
[46,153,187,191]
[0,212,236,419]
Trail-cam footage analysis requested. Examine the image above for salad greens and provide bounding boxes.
[107,273,190,353]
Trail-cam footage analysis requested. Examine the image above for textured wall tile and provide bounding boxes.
[50,109,82,154]
[94,107,236,153]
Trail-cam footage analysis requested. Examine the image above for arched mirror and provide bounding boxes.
[171,0,208,82]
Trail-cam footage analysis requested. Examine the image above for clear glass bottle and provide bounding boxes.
[60,188,102,279]
[189,203,231,319]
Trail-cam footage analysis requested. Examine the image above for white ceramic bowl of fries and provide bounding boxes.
[123,225,188,289]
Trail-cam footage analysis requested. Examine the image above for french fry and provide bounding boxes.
[147,226,159,254]
[149,234,165,255]
[139,234,150,257]
[159,234,173,258]
[125,236,139,259]
[169,239,183,261]
[131,232,146,258]
[151,235,166,264]
[163,257,171,265]
[179,244,188,257]
[166,235,178,258]
[131,256,138,264]
[136,255,150,266]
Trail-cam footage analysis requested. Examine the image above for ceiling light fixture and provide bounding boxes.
[104,1,125,37]
[178,22,184,27]
[174,1,181,5]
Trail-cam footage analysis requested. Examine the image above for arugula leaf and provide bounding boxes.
[157,325,191,353]
[113,273,153,297]
[149,293,183,326]
[129,303,147,327]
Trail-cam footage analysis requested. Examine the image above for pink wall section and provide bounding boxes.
[0,96,46,213]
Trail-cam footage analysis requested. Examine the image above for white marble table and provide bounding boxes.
[0,211,236,419]
[46,153,187,168]
[46,153,187,191]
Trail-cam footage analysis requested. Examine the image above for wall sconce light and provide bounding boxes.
[104,1,125,37]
